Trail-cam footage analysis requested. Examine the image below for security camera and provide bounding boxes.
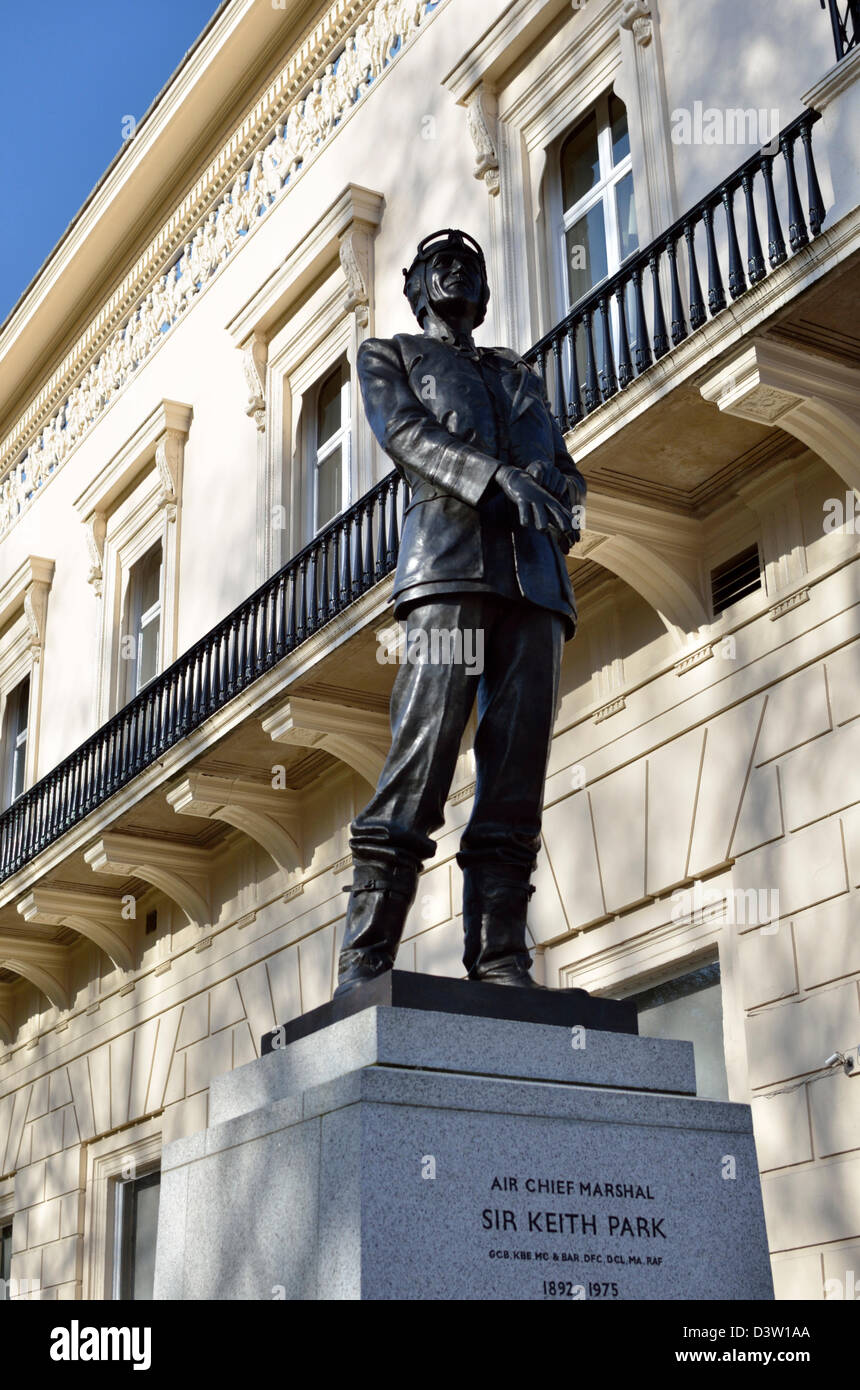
[824,1052,843,1068]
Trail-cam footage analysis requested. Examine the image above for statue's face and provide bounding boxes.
[424,249,485,325]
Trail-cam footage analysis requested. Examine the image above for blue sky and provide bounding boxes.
[0,0,223,324]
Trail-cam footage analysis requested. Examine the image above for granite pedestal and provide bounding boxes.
[153,975,774,1300]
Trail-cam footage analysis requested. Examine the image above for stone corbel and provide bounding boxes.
[242,331,268,433]
[167,772,303,875]
[17,887,134,973]
[339,225,375,325]
[22,560,55,658]
[154,428,185,521]
[0,937,70,1012]
[262,697,391,787]
[700,341,860,496]
[84,513,107,595]
[619,0,653,46]
[465,86,501,196]
[84,833,210,931]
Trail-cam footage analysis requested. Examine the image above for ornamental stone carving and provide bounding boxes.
[465,87,501,196]
[242,334,269,433]
[0,0,438,543]
[619,0,653,46]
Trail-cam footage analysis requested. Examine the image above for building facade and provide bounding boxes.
[0,0,858,1300]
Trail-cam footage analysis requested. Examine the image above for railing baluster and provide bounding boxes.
[598,296,617,399]
[579,310,598,412]
[799,115,826,237]
[742,170,766,283]
[386,477,400,567]
[614,288,634,388]
[762,153,787,267]
[565,319,583,423]
[375,484,388,580]
[702,204,726,315]
[721,182,747,300]
[781,129,809,251]
[551,333,568,428]
[631,267,652,375]
[666,237,687,345]
[649,249,670,358]
[684,220,707,329]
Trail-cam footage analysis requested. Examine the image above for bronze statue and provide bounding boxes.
[335,229,585,995]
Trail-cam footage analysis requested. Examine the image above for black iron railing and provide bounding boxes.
[821,0,859,60]
[0,471,410,882]
[524,111,826,428]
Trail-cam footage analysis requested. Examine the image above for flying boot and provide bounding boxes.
[335,859,419,996]
[461,862,543,986]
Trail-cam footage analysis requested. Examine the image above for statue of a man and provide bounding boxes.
[336,228,585,995]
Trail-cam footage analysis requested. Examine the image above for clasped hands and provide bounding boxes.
[495,460,582,550]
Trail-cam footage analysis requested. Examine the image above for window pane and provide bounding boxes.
[609,92,630,165]
[317,362,347,446]
[561,110,600,210]
[629,962,728,1100]
[566,201,608,305]
[139,547,161,614]
[615,171,639,261]
[5,678,29,804]
[316,444,342,529]
[119,1171,160,1300]
[138,613,160,690]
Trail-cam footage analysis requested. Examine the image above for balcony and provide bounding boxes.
[523,112,826,430]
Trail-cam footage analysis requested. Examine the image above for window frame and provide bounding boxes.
[111,1164,162,1301]
[83,1120,162,1300]
[554,90,638,316]
[120,543,164,704]
[0,556,53,810]
[74,404,191,724]
[308,356,353,536]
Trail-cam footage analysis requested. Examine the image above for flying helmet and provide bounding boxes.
[402,228,490,327]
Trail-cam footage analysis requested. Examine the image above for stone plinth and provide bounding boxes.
[153,978,773,1301]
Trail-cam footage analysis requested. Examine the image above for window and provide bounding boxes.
[558,92,638,311]
[1,1221,12,1300]
[113,1168,160,1301]
[710,545,762,617]
[120,544,163,702]
[73,400,190,722]
[310,358,351,533]
[3,676,30,807]
[626,960,729,1100]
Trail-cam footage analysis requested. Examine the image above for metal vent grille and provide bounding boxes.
[710,544,762,616]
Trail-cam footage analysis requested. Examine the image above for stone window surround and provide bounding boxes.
[82,1118,162,1301]
[444,0,676,350]
[73,401,193,725]
[0,556,54,808]
[226,183,384,581]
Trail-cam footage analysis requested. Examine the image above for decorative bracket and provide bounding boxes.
[18,887,134,973]
[242,332,269,433]
[167,772,303,875]
[619,0,653,46]
[465,86,501,196]
[84,833,210,931]
[262,697,391,787]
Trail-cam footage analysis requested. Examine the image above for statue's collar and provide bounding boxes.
[421,318,480,358]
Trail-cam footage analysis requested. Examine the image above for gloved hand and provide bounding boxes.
[495,463,575,539]
[524,460,569,502]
